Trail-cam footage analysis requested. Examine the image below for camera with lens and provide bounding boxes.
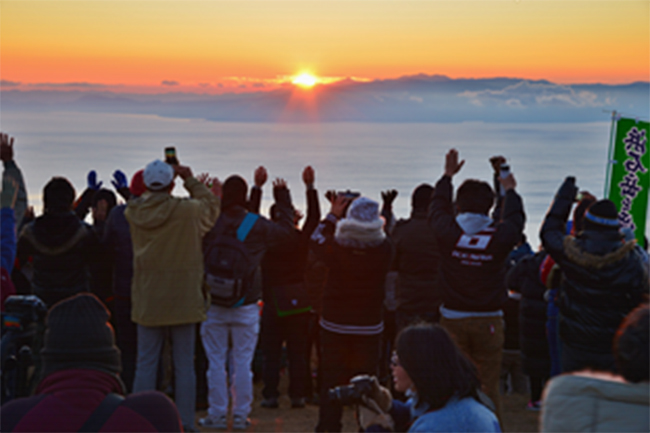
[327,374,374,406]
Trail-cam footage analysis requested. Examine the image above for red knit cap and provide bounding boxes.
[129,170,146,198]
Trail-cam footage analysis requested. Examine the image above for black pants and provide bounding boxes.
[261,307,311,400]
[316,328,380,432]
[114,297,137,393]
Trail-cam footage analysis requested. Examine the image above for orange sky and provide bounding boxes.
[1,0,648,92]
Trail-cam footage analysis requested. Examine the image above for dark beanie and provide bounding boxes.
[222,175,248,210]
[41,293,121,380]
[583,199,620,231]
[411,183,434,211]
[43,177,75,213]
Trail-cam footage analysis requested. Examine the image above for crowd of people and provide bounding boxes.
[0,130,648,432]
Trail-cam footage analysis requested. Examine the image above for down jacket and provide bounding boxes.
[541,372,649,432]
[540,177,649,354]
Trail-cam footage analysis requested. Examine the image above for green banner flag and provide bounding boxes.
[606,116,649,244]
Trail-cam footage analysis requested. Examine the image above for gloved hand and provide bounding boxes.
[87,170,102,190]
[381,190,398,208]
[111,170,128,191]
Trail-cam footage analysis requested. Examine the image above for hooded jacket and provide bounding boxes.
[541,372,649,432]
[429,175,525,312]
[125,177,220,326]
[17,211,99,307]
[541,177,649,354]
[0,369,182,432]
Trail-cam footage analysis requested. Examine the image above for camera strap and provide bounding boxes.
[78,392,124,432]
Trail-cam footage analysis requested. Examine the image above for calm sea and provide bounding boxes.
[1,111,614,249]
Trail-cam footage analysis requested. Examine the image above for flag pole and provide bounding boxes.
[604,110,617,198]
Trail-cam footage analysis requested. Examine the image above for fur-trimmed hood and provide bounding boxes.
[335,217,386,248]
[563,235,637,270]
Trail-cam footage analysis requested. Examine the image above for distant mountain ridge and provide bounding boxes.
[2,74,648,123]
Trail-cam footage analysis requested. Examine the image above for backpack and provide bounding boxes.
[204,212,259,308]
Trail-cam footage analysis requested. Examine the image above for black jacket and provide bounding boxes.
[391,209,442,314]
[17,212,99,307]
[506,251,551,376]
[541,176,649,353]
[258,187,321,299]
[429,175,525,312]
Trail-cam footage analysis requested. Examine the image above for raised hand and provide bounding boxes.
[1,133,15,162]
[87,170,102,190]
[444,149,465,177]
[111,170,128,190]
[211,177,222,198]
[173,164,193,180]
[489,155,506,172]
[196,172,210,186]
[325,190,337,203]
[302,165,315,186]
[254,166,268,188]
[273,178,287,190]
[381,189,398,207]
[330,194,352,219]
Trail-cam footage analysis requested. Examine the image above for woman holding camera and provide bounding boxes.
[361,323,501,432]
[310,193,392,432]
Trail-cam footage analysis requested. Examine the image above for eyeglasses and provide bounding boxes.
[390,351,400,367]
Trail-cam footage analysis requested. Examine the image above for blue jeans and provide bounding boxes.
[133,323,197,428]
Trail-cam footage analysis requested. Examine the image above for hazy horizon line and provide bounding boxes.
[2,73,649,95]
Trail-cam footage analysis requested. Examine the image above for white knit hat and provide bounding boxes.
[143,159,174,191]
[346,197,380,222]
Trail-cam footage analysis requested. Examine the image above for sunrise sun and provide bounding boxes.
[292,72,319,88]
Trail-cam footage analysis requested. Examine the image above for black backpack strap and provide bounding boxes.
[78,392,124,432]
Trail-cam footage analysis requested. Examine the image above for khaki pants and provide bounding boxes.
[440,315,504,425]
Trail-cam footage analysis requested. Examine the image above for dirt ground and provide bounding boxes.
[195,377,540,432]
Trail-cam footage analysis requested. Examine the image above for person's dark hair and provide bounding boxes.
[455,179,494,215]
[396,323,481,410]
[411,184,434,211]
[613,304,649,383]
[572,196,596,234]
[43,177,76,213]
[222,175,248,210]
[92,188,117,213]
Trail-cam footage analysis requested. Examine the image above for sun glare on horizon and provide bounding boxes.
[292,72,319,88]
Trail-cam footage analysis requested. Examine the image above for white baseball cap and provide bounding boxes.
[143,160,174,191]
